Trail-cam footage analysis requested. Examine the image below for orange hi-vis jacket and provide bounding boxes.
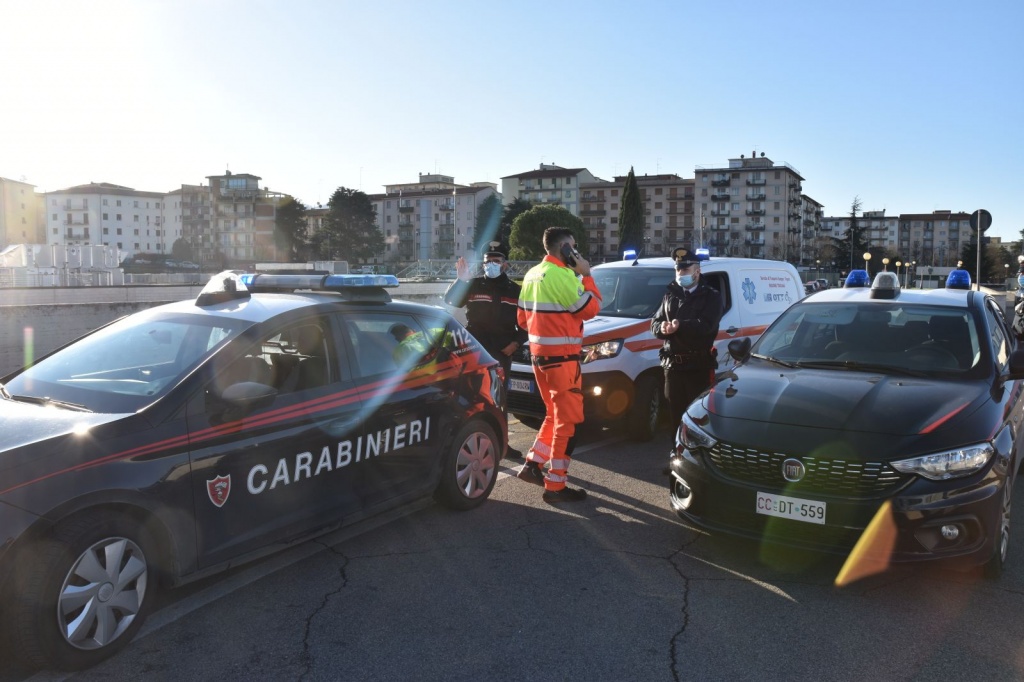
[517,255,602,358]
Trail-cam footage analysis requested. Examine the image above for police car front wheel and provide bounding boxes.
[435,420,500,510]
[13,510,156,671]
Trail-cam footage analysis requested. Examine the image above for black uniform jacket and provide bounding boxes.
[651,279,725,370]
[444,274,528,354]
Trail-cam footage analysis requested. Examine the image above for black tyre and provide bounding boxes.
[984,480,1012,580]
[626,374,662,442]
[13,510,156,671]
[434,420,500,510]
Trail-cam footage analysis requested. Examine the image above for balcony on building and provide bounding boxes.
[746,208,765,216]
[711,209,730,217]
[62,201,88,211]
[819,224,832,232]
[398,203,415,213]
[745,192,766,201]
[711,192,731,201]
[745,236,765,245]
[746,177,767,186]
[438,202,454,211]
[747,223,766,231]
[711,224,729,231]
[711,176,731,187]
[803,218,816,227]
[581,208,607,216]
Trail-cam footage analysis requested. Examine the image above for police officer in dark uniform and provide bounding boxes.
[652,247,725,428]
[445,242,528,458]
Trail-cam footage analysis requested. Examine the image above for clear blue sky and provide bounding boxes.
[3,0,1022,240]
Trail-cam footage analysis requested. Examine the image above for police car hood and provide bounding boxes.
[708,363,988,438]
[0,400,127,454]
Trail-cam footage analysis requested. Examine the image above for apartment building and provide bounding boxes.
[501,164,596,216]
[898,210,971,268]
[370,174,501,266]
[0,177,41,247]
[579,174,694,262]
[694,153,806,261]
[43,182,176,260]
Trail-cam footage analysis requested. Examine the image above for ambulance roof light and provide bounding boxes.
[870,271,901,299]
[195,271,251,307]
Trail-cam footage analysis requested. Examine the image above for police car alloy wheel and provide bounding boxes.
[14,511,155,671]
[434,421,499,510]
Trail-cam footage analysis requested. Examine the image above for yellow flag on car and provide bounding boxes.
[835,500,897,587]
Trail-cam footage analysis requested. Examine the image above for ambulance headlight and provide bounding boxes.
[892,443,993,480]
[581,339,623,364]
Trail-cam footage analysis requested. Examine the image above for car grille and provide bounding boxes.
[511,345,532,364]
[705,442,908,498]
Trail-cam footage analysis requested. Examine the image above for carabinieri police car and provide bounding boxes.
[670,269,1024,578]
[0,272,507,671]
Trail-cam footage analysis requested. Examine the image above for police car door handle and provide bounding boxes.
[725,326,739,336]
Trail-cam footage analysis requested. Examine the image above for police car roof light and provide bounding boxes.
[623,249,638,260]
[845,269,870,288]
[236,273,399,302]
[195,271,252,307]
[870,271,900,299]
[946,269,971,290]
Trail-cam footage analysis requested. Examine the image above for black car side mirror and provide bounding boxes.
[728,337,752,362]
[1002,349,1024,384]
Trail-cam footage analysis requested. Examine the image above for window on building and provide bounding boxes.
[655,202,662,209]
[117,228,122,235]
[612,189,618,197]
[116,200,121,207]
[51,213,57,220]
[654,216,662,224]
[611,217,618,224]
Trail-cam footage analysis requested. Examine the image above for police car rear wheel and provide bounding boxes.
[14,510,155,671]
[435,421,499,510]
[626,374,661,442]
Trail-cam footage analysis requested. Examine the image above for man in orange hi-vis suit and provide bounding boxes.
[516,227,602,503]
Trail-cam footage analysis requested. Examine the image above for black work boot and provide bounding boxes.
[516,461,545,486]
[505,445,524,460]
[542,486,588,504]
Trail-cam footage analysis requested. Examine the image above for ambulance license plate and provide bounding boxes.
[509,378,533,393]
[755,492,826,525]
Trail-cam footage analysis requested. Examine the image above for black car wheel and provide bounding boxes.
[435,421,500,510]
[984,480,1012,579]
[13,510,155,670]
[626,374,661,442]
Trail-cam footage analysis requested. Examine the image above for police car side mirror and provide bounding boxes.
[728,337,752,362]
[221,381,277,414]
[1004,349,1024,383]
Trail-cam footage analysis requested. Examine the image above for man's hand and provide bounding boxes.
[456,256,471,281]
[573,254,592,278]
[500,342,519,356]
[661,319,680,335]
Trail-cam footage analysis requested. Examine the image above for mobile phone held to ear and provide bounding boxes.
[560,243,579,267]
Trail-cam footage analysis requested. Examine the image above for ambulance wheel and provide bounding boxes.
[435,420,500,510]
[627,374,662,442]
[14,510,155,670]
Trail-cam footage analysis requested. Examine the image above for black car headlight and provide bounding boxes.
[892,443,994,480]
[580,339,623,365]
[678,412,717,452]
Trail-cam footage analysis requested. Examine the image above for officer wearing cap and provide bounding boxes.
[652,247,725,430]
[445,241,528,458]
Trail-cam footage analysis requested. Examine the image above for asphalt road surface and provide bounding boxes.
[4,417,1024,681]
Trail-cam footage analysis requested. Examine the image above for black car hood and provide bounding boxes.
[0,400,129,453]
[708,362,988,438]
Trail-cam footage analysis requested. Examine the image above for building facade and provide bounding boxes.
[0,177,40,247]
[579,174,694,262]
[370,174,500,267]
[694,153,807,261]
[898,210,971,268]
[500,164,596,216]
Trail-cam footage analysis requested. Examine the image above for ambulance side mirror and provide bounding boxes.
[728,337,752,362]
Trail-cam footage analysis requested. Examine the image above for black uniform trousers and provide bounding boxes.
[664,365,714,427]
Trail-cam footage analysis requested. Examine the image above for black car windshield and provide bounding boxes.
[592,268,672,318]
[5,311,246,413]
[752,301,985,377]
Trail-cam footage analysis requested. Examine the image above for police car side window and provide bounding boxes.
[343,313,425,377]
[985,304,1009,366]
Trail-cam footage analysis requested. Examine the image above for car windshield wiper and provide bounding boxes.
[0,382,10,400]
[9,394,93,412]
[793,360,928,378]
[750,353,798,368]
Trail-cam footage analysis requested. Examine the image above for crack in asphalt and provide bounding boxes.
[298,541,350,682]
[666,534,704,682]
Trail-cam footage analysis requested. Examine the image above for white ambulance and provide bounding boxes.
[507,256,804,441]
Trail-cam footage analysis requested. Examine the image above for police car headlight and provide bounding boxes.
[679,412,716,451]
[580,339,623,364]
[892,443,994,480]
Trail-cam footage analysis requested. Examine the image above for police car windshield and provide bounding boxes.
[592,268,672,318]
[751,301,985,377]
[6,311,247,413]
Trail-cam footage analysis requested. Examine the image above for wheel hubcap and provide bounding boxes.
[58,537,148,650]
[455,431,496,498]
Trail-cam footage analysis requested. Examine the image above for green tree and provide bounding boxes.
[274,196,309,262]
[831,196,869,275]
[171,238,194,262]
[960,238,999,284]
[500,198,533,248]
[508,205,586,261]
[472,194,502,252]
[312,187,384,263]
[617,167,645,256]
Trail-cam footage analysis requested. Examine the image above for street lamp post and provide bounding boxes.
[863,252,872,272]
[882,257,889,271]
[816,259,820,280]
[896,260,903,286]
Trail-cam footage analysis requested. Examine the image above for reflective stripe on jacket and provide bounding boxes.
[517,255,602,357]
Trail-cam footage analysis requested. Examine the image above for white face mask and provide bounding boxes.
[483,262,502,278]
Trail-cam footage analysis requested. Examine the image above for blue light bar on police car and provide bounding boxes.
[845,269,870,288]
[946,269,971,290]
[238,273,400,291]
[623,249,638,260]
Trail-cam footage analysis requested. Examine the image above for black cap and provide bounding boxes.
[672,247,700,267]
[484,241,508,259]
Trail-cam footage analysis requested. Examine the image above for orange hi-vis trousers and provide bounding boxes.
[525,358,583,492]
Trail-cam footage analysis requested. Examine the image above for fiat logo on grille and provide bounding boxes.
[782,458,805,482]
